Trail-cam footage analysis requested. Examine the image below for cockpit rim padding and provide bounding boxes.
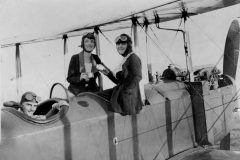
[2,103,69,126]
[77,92,110,103]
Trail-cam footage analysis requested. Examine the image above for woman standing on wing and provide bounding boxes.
[67,32,104,95]
[98,33,143,115]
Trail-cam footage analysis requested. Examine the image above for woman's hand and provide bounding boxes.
[100,69,109,75]
[96,64,105,71]
[97,64,109,75]
[80,73,89,81]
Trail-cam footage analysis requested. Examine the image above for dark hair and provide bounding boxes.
[80,32,96,48]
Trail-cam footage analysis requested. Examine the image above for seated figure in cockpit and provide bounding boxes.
[19,91,68,119]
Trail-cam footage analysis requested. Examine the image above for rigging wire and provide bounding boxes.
[98,21,240,157]
[158,18,183,73]
[135,20,175,65]
[187,82,240,145]
[20,45,50,91]
[187,16,240,100]
[189,17,240,74]
[135,19,188,81]
[151,83,240,160]
[196,87,240,147]
[152,97,194,160]
[152,15,240,151]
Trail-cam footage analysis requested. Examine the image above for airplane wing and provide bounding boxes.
[168,147,240,160]
[1,0,240,47]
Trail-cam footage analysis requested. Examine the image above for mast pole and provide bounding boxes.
[63,34,68,87]
[15,43,23,101]
[182,5,194,82]
[94,27,103,91]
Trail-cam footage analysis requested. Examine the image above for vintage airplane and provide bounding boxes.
[1,0,240,160]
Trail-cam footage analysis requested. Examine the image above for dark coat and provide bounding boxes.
[106,53,143,115]
[67,52,102,95]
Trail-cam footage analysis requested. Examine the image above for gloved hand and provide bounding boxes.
[52,100,69,110]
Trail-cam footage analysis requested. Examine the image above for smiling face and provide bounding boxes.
[21,101,38,117]
[116,42,127,55]
[83,38,95,52]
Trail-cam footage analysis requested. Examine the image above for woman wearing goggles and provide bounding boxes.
[67,32,108,95]
[97,33,143,115]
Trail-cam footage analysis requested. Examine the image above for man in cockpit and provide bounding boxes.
[20,91,68,119]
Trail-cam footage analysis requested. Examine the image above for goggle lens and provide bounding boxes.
[25,94,41,103]
[115,35,128,43]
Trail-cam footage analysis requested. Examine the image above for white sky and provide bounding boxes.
[0,1,240,103]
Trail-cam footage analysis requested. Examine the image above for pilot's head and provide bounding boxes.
[20,92,41,117]
[115,33,133,57]
[79,32,96,53]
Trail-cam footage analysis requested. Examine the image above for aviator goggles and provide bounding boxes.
[24,93,41,103]
[83,32,95,39]
[115,35,128,43]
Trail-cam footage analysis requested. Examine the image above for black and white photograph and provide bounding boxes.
[0,0,240,159]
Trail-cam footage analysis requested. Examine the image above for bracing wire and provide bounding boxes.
[196,87,240,147]
[187,16,240,97]
[98,20,240,158]
[20,45,50,90]
[152,97,193,160]
[151,83,240,160]
[189,17,240,72]
[135,20,175,65]
[188,82,240,145]
[158,18,183,73]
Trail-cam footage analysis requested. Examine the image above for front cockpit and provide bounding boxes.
[2,83,70,125]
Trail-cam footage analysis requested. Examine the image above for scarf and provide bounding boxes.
[113,52,133,78]
[79,51,98,73]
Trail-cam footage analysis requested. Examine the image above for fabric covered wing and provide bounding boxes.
[1,0,240,47]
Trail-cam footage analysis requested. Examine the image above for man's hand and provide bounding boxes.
[52,100,69,110]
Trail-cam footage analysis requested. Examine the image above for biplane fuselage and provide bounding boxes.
[1,1,240,160]
[0,77,238,160]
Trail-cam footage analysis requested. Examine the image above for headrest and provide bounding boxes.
[3,101,21,110]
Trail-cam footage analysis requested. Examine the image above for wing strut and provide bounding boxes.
[144,18,154,83]
[181,2,194,82]
[15,43,23,101]
[132,17,146,103]
[63,34,68,87]
[94,27,103,91]
[154,5,194,82]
